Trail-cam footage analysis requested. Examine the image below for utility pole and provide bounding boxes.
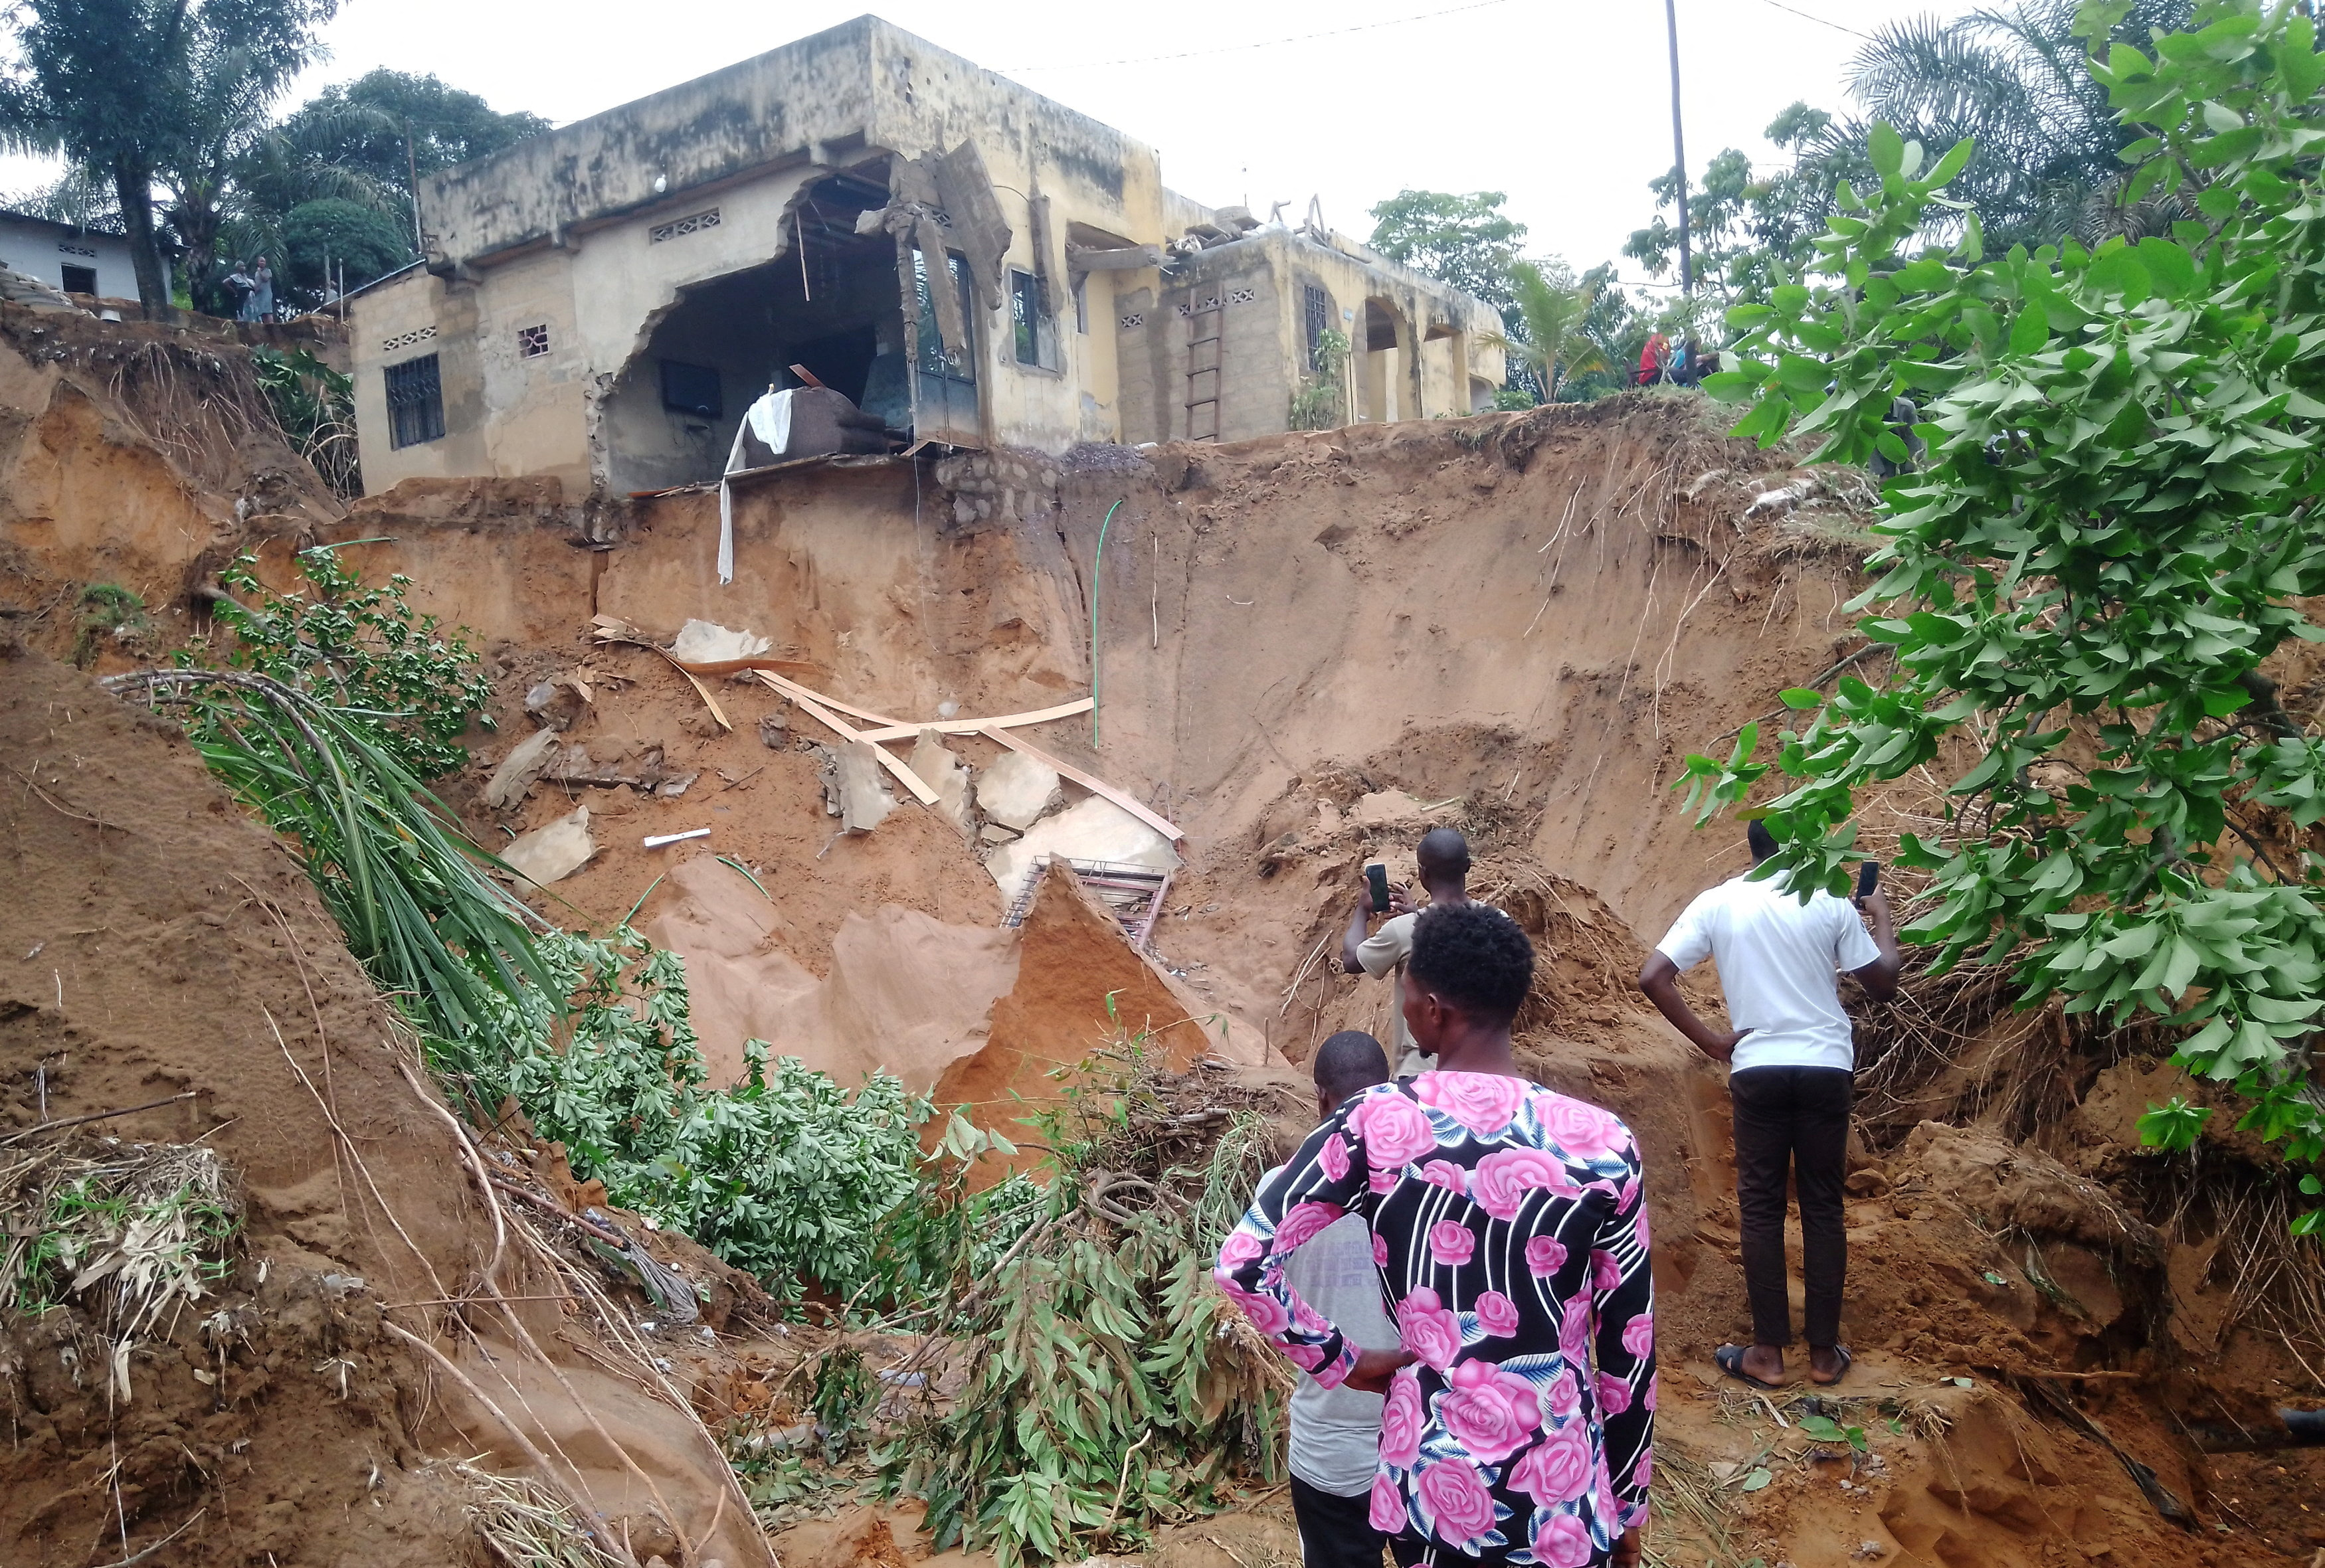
[1664,0,1693,298]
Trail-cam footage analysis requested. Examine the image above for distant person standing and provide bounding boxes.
[241,256,274,323]
[1635,820,1900,1388]
[1343,828,1497,1077]
[1635,331,1669,387]
[1273,1031,1400,1568]
[222,262,255,321]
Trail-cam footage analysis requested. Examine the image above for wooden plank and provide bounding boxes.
[749,669,906,729]
[852,697,1093,744]
[752,672,939,806]
[979,727,1184,843]
[654,648,732,731]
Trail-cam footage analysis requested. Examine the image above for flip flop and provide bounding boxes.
[1714,1343,1788,1391]
[1808,1345,1854,1387]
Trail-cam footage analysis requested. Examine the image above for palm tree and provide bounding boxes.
[1497,260,1612,404]
[1841,0,2195,250]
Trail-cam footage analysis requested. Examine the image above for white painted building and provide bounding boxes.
[0,211,139,300]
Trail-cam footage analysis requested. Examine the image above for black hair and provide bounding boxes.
[1417,826,1471,879]
[1747,819,1778,862]
[1407,903,1533,1030]
[1313,1030,1390,1106]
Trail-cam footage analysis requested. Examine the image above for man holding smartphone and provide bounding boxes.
[1341,828,1491,1077]
[1634,820,1900,1388]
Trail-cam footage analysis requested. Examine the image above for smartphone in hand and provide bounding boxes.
[1856,861,1880,903]
[1366,863,1392,914]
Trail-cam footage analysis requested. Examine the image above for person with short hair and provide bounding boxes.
[1220,904,1654,1568]
[1275,1031,1400,1568]
[1635,820,1899,1389]
[1343,828,1496,1078]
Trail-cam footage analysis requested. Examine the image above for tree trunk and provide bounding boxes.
[169,197,223,317]
[110,157,175,321]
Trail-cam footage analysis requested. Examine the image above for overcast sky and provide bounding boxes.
[13,0,1988,283]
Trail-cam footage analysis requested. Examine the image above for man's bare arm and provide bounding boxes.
[1849,891,1903,1002]
[1341,896,1371,974]
[1636,952,1750,1063]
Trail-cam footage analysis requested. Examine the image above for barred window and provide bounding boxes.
[385,354,445,450]
[518,323,549,357]
[1304,285,1331,367]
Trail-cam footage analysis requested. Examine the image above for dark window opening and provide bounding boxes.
[1073,274,1088,335]
[60,264,95,296]
[518,323,549,357]
[1011,270,1041,365]
[385,354,444,449]
[915,252,977,380]
[660,359,723,419]
[1304,285,1331,367]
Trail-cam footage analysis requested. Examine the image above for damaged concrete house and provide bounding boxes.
[347,13,1506,497]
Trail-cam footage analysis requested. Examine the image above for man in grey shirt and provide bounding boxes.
[1269,1031,1399,1568]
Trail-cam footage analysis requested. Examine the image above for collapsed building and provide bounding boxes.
[346,13,1506,496]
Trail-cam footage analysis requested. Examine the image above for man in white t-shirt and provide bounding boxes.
[1636,820,1899,1389]
[1341,828,1495,1077]
[1271,1030,1400,1568]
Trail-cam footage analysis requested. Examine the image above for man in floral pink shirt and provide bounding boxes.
[1216,904,1653,1568]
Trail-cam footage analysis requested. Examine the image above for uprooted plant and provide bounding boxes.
[2,1140,240,1401]
[874,1043,1293,1568]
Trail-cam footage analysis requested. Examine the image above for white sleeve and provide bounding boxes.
[1655,891,1718,970]
[1832,898,1881,972]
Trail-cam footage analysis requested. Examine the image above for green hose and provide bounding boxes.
[1091,497,1122,748]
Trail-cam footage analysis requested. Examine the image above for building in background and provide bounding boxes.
[347,15,1503,497]
[0,211,138,302]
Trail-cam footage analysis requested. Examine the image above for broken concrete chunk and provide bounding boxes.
[524,675,590,732]
[668,619,772,665]
[984,795,1178,895]
[758,707,790,748]
[909,729,975,837]
[978,750,1062,830]
[978,822,1021,845]
[656,772,699,798]
[836,741,895,833]
[482,728,563,810]
[502,807,594,892]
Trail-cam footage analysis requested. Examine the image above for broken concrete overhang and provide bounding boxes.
[1067,244,1164,273]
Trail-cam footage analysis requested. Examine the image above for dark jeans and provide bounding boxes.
[1292,1476,1384,1568]
[1730,1064,1853,1349]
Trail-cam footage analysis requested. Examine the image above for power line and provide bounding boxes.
[992,0,1521,73]
[1751,0,1872,41]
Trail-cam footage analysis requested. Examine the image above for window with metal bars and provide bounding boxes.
[385,354,444,449]
[1304,285,1331,369]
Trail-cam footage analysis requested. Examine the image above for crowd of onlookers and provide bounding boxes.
[1633,329,1715,387]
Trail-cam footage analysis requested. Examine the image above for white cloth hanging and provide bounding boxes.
[717,390,795,585]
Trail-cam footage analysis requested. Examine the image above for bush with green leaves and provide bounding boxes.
[193,546,490,779]
[1689,0,2325,1226]
[447,927,933,1296]
[252,346,361,498]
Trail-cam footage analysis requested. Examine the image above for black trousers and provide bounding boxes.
[1730,1064,1853,1349]
[1292,1476,1385,1568]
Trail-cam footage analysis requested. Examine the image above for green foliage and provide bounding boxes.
[1501,260,1612,402]
[252,346,361,497]
[1366,190,1527,314]
[1690,0,2325,1222]
[448,928,933,1298]
[280,197,411,300]
[0,0,338,313]
[1798,1413,1869,1452]
[1289,326,1350,430]
[282,68,550,198]
[70,583,147,669]
[878,1049,1287,1568]
[195,547,490,779]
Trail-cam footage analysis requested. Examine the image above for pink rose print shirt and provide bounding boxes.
[1214,1075,1655,1565]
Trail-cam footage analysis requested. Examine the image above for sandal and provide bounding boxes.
[1808,1345,1853,1387]
[1714,1343,1788,1390]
